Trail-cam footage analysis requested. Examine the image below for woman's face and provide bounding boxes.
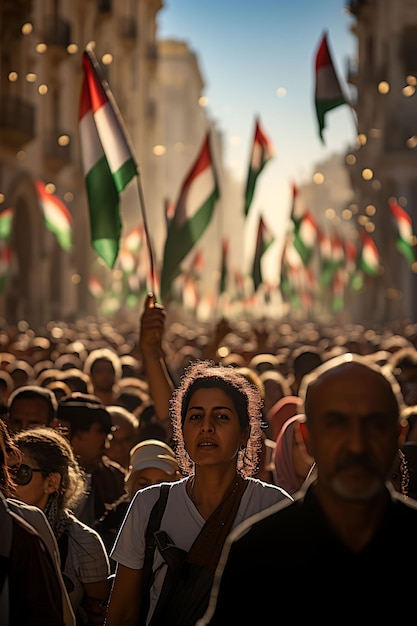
[182,387,247,470]
[14,450,55,510]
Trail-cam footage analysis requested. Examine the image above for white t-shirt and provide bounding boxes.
[110,476,290,621]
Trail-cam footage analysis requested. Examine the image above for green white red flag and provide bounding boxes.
[0,208,13,241]
[251,215,275,292]
[244,117,274,217]
[314,31,347,143]
[35,180,73,251]
[160,131,219,303]
[293,210,317,266]
[79,48,138,268]
[360,230,380,276]
[388,197,416,265]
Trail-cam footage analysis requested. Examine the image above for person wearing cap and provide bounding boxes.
[95,439,181,560]
[54,392,126,533]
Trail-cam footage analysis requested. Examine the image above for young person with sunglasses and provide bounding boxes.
[12,426,111,625]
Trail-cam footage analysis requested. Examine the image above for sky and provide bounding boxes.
[157,0,359,280]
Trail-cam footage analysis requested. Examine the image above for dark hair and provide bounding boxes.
[7,385,58,422]
[57,392,112,436]
[170,360,263,477]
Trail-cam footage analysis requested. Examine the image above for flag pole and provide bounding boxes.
[135,175,158,299]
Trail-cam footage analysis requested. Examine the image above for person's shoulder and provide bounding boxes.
[67,511,108,545]
[244,476,294,502]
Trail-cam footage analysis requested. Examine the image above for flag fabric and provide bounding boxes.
[88,276,105,298]
[360,231,380,276]
[251,215,275,292]
[35,180,73,251]
[388,198,416,265]
[79,48,138,268]
[160,131,219,303]
[293,210,317,266]
[244,117,274,217]
[0,246,11,293]
[0,208,13,241]
[314,31,346,143]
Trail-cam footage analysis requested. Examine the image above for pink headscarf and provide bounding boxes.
[266,395,303,441]
[273,414,306,494]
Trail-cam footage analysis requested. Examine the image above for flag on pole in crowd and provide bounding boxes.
[360,230,380,276]
[160,131,219,303]
[35,180,73,251]
[388,197,416,265]
[79,47,138,269]
[314,31,347,143]
[0,207,13,241]
[251,215,275,292]
[243,117,274,217]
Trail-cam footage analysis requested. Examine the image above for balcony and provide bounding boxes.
[43,130,72,172]
[42,17,71,60]
[0,95,35,149]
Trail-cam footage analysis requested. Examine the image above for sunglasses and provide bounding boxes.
[10,464,44,486]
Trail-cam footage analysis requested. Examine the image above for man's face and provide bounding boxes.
[90,360,115,393]
[71,422,110,472]
[7,398,51,433]
[304,362,401,502]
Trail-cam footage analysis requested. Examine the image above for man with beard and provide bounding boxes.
[198,353,417,625]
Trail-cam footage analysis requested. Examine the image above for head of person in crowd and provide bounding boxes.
[386,346,417,405]
[55,392,114,473]
[266,394,303,441]
[290,345,323,395]
[11,426,85,533]
[125,439,181,497]
[83,347,122,405]
[60,368,90,394]
[106,405,140,470]
[273,413,315,494]
[6,358,35,389]
[258,369,292,430]
[6,384,58,433]
[299,352,404,503]
[171,360,264,478]
[0,370,13,418]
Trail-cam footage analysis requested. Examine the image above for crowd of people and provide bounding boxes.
[2,297,417,624]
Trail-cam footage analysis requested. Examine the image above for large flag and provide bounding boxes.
[388,197,416,265]
[314,31,347,143]
[0,208,13,241]
[79,47,138,268]
[35,180,73,251]
[160,131,219,303]
[251,215,275,292]
[243,117,274,217]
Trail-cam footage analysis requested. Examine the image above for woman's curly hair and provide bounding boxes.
[170,360,263,477]
[13,426,86,513]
